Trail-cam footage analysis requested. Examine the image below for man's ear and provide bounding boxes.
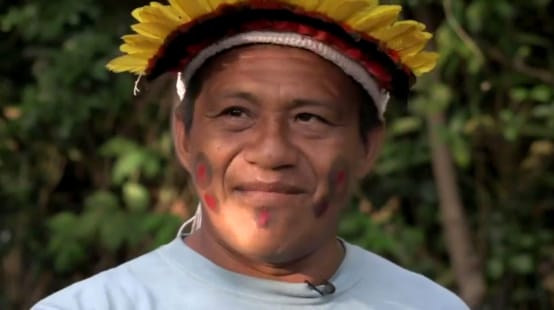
[358,124,385,178]
[172,108,192,172]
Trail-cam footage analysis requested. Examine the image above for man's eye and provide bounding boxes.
[221,107,247,118]
[295,113,328,124]
[216,106,254,130]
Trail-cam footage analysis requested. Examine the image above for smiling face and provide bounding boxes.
[173,45,383,264]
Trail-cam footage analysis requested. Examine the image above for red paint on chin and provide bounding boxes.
[204,194,217,211]
[257,209,270,228]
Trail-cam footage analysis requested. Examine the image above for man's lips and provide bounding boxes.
[234,181,306,195]
[231,181,308,207]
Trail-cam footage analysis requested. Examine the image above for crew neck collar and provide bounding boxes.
[159,237,362,305]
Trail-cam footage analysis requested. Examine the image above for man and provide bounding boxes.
[34,0,468,309]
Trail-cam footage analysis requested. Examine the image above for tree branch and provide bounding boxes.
[487,47,554,87]
[443,0,485,65]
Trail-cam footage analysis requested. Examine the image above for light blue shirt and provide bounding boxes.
[33,237,468,309]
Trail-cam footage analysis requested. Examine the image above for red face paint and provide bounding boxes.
[194,154,212,189]
[196,164,207,182]
[204,193,218,211]
[257,209,271,228]
[336,170,347,187]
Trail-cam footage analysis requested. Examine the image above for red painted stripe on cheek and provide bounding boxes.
[196,164,207,182]
[204,194,217,211]
[336,171,347,187]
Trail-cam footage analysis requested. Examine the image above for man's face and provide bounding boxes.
[174,45,383,263]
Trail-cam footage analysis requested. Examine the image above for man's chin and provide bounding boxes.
[230,189,310,210]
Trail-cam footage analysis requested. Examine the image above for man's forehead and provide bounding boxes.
[196,45,362,102]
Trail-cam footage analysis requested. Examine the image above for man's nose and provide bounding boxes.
[243,118,298,170]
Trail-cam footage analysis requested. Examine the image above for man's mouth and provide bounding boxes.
[235,181,305,194]
[233,181,306,206]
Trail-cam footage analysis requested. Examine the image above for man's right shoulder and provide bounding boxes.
[32,248,164,310]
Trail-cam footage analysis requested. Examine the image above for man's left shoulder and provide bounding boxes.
[344,242,469,309]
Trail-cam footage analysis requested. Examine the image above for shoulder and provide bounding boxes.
[343,242,469,310]
[32,246,167,310]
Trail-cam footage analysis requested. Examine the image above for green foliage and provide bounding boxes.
[341,0,554,308]
[1,0,553,309]
[46,189,181,272]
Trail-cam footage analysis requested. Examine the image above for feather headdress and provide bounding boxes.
[107,0,438,118]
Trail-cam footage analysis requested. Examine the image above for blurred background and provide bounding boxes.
[1,0,553,309]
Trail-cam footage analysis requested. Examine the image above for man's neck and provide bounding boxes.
[184,228,345,285]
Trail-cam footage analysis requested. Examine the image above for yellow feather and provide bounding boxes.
[371,20,425,42]
[132,5,181,28]
[150,2,186,23]
[404,52,439,75]
[208,0,243,8]
[398,41,428,58]
[207,0,225,9]
[168,0,189,19]
[131,7,147,22]
[348,5,401,33]
[122,34,163,45]
[197,0,218,11]
[106,55,149,74]
[284,0,322,11]
[318,0,374,22]
[169,0,210,20]
[413,63,437,75]
[404,52,435,67]
[120,40,159,54]
[131,23,173,40]
[391,32,432,57]
[389,31,432,49]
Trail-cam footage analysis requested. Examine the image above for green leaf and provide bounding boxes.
[100,137,138,157]
[52,241,87,273]
[510,88,528,102]
[47,212,79,236]
[487,258,504,280]
[466,2,486,33]
[390,117,423,136]
[152,215,181,247]
[529,85,552,103]
[84,190,119,211]
[98,212,128,252]
[509,254,534,275]
[112,151,146,184]
[123,182,150,213]
[450,135,471,168]
[142,152,161,179]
